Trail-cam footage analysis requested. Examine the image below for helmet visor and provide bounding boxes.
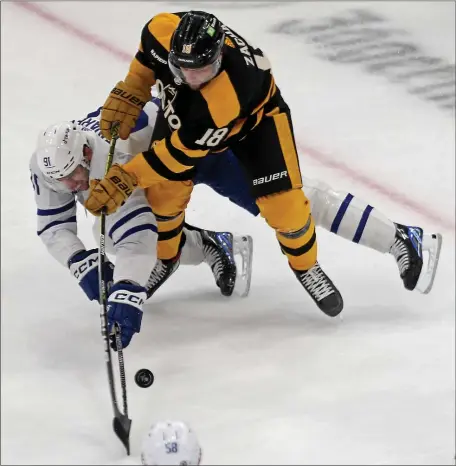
[169,55,222,88]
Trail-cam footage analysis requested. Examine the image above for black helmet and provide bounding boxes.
[169,11,225,85]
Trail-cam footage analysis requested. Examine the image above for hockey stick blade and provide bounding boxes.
[113,413,132,455]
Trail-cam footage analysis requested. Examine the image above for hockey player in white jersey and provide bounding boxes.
[30,102,253,350]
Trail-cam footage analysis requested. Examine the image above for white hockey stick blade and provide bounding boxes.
[416,233,443,294]
[233,235,253,297]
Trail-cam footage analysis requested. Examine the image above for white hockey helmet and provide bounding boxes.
[35,121,90,179]
[141,421,202,465]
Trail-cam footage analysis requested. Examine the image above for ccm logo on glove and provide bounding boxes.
[110,291,145,308]
[111,87,147,107]
[107,281,146,350]
[72,256,98,279]
[68,249,114,302]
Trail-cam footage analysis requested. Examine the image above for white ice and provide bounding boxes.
[1,2,454,465]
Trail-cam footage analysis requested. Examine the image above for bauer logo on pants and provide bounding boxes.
[253,170,288,185]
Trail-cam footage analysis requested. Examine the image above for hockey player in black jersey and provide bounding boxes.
[85,11,442,323]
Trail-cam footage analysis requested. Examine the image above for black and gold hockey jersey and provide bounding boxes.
[122,12,284,187]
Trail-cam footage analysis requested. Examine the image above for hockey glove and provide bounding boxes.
[101,80,150,141]
[68,249,114,303]
[84,164,138,216]
[107,281,146,350]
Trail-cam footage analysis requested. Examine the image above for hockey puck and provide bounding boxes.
[135,368,154,388]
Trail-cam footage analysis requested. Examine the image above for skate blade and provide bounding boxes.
[233,235,253,298]
[416,233,443,294]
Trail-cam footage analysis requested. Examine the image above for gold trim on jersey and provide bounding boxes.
[201,71,241,128]
[227,117,247,139]
[265,106,280,117]
[154,139,195,174]
[170,132,209,159]
[147,13,180,52]
[252,107,265,130]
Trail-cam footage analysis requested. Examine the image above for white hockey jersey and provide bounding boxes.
[30,101,161,287]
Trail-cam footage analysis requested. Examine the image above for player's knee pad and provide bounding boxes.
[256,189,317,271]
[256,189,311,231]
[146,180,193,217]
[301,177,342,227]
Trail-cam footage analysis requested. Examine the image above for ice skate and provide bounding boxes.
[145,257,180,299]
[201,230,237,297]
[390,223,442,294]
[292,262,344,317]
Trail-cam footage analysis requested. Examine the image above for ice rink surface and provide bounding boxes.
[1,2,454,464]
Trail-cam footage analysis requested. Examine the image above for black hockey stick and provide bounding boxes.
[98,123,132,455]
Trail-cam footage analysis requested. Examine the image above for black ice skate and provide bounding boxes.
[292,262,344,317]
[145,256,180,299]
[201,230,237,297]
[389,223,442,294]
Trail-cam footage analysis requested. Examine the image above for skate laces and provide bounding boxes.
[390,238,410,275]
[299,264,334,301]
[203,232,234,281]
[390,227,421,276]
[146,261,168,288]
